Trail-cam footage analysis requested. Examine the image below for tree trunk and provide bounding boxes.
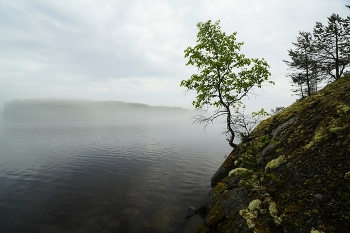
[335,33,340,79]
[226,106,238,149]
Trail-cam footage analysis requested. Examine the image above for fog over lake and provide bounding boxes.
[2,99,192,120]
[0,99,231,233]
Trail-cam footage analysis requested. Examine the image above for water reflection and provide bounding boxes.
[0,118,230,233]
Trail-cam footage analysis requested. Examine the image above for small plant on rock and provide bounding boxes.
[229,109,281,196]
[231,135,279,196]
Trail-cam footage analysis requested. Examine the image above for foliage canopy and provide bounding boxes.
[180,20,273,148]
[284,31,319,97]
[313,13,350,80]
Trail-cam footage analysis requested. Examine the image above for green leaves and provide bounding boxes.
[252,108,270,118]
[181,20,271,110]
[237,136,281,195]
[181,20,273,148]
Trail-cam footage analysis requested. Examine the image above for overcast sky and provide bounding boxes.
[0,0,349,112]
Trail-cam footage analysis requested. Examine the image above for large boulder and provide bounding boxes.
[175,74,350,233]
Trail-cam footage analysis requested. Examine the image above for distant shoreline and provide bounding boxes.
[3,99,192,120]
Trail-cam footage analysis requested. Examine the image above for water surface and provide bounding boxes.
[0,116,230,233]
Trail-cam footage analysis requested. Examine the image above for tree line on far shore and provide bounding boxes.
[2,99,189,120]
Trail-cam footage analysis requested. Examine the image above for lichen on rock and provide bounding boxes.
[265,155,286,171]
[336,103,350,115]
[228,167,253,177]
[310,228,325,233]
[265,196,282,225]
[345,171,350,180]
[240,199,262,229]
[248,199,262,212]
[176,74,350,233]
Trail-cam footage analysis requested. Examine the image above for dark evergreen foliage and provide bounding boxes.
[313,13,350,81]
[284,32,320,97]
[285,9,350,97]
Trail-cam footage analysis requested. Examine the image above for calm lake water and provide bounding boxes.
[0,115,231,233]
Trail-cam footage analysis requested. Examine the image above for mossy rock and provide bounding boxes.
[179,75,350,233]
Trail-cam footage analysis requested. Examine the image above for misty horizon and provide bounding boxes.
[2,98,193,121]
[1,1,348,113]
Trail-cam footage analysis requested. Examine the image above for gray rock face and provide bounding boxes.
[210,149,236,188]
[174,75,350,233]
[210,164,227,188]
[174,215,205,233]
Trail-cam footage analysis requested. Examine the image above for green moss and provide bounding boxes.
[263,195,283,225]
[273,94,320,124]
[248,199,262,211]
[329,126,343,132]
[251,117,274,135]
[280,190,291,199]
[239,195,283,232]
[310,228,325,233]
[304,141,315,149]
[304,126,327,149]
[214,182,227,195]
[265,155,286,171]
[239,199,265,229]
[222,191,230,200]
[216,216,240,233]
[345,171,350,180]
[228,167,253,177]
[337,104,350,115]
[282,202,303,215]
[253,221,271,233]
[207,201,224,227]
[239,208,257,229]
[200,75,350,232]
[313,129,325,142]
[328,110,350,133]
[197,225,210,233]
[304,208,319,217]
[274,108,297,123]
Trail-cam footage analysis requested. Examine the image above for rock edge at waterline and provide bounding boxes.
[175,74,350,233]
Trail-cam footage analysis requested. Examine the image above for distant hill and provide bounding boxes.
[2,99,190,120]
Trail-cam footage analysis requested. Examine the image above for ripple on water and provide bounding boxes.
[0,118,230,233]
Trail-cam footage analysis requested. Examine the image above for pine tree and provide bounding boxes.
[313,14,350,81]
[284,32,319,97]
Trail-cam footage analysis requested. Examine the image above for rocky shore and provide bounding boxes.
[175,75,350,233]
